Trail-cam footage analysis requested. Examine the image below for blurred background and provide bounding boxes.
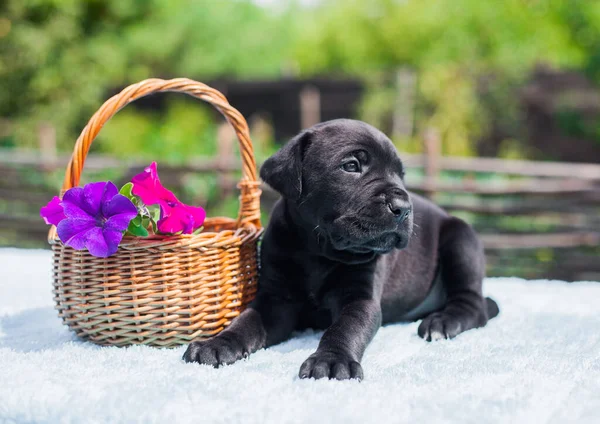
[1,0,599,280]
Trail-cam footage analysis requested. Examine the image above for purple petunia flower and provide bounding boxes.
[52,182,137,257]
[131,162,205,234]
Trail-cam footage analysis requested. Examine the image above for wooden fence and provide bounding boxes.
[1,146,599,281]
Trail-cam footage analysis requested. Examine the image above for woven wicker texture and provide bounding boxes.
[49,78,262,347]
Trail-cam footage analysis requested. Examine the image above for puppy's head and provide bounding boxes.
[261,119,413,255]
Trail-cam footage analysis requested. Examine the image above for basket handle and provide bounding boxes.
[57,78,261,230]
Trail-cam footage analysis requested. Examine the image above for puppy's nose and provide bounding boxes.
[386,196,411,222]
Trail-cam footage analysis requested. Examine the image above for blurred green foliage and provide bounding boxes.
[3,0,600,157]
[293,0,600,156]
[1,0,296,153]
[97,97,218,160]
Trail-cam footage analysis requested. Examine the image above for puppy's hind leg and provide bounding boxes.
[418,217,498,341]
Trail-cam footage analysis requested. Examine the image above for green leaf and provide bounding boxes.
[127,226,149,237]
[132,215,142,226]
[126,219,149,237]
[119,182,134,199]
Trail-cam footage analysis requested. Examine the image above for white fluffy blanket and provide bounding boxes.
[0,248,598,424]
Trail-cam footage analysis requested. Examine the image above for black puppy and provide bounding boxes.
[183,119,499,380]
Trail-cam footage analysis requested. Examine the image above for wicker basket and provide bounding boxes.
[48,78,263,348]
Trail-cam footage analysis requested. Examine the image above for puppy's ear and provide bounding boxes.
[260,131,311,200]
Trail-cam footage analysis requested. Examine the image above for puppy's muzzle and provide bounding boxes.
[385,192,412,223]
[328,189,413,253]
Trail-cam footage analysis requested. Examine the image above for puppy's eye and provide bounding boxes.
[342,160,361,173]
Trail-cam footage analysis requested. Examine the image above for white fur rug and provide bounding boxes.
[0,248,598,424]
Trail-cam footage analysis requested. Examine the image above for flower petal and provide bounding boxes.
[82,227,108,257]
[102,229,125,256]
[82,182,112,216]
[156,213,184,234]
[103,194,138,235]
[57,218,97,250]
[62,198,94,221]
[157,204,206,234]
[105,212,138,233]
[131,162,180,207]
[100,182,119,207]
[102,193,138,224]
[40,196,66,226]
[182,204,206,233]
[84,227,122,258]
[62,187,87,218]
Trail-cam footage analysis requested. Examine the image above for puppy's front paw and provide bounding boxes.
[182,333,248,367]
[418,311,463,341]
[299,351,363,381]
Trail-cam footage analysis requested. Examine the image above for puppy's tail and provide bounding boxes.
[485,297,500,320]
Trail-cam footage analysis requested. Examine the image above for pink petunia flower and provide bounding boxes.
[131,162,206,234]
[40,196,66,226]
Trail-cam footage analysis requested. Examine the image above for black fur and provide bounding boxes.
[183,119,499,380]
